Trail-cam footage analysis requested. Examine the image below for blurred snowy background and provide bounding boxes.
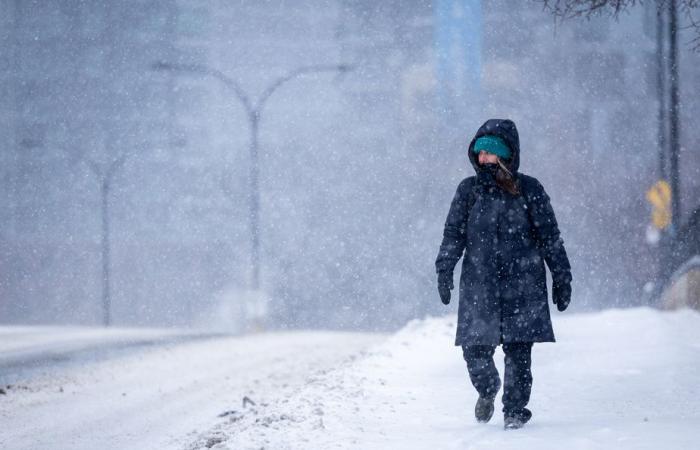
[1,0,698,331]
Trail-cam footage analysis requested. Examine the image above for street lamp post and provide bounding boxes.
[152,61,352,291]
[85,153,128,326]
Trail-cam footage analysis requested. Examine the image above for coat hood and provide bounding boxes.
[467,119,521,174]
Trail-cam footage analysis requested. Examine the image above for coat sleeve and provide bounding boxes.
[435,179,472,276]
[526,179,572,287]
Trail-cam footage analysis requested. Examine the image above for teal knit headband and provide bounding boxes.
[473,135,511,160]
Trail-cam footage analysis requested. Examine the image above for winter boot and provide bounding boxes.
[475,395,496,423]
[503,408,532,430]
[474,376,500,423]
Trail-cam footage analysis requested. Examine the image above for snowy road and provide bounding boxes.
[0,327,381,450]
[0,326,227,385]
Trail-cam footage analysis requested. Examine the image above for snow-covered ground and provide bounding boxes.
[2,307,699,450]
[0,327,381,450]
[193,307,700,450]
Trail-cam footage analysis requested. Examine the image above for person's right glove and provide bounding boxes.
[437,272,454,305]
[553,282,571,312]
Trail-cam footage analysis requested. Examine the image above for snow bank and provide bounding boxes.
[196,307,700,450]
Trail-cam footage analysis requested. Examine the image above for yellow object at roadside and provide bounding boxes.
[646,180,672,230]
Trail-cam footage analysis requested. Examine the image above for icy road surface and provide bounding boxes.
[192,308,700,450]
[0,327,381,450]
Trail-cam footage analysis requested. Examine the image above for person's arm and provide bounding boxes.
[526,180,572,311]
[435,179,472,302]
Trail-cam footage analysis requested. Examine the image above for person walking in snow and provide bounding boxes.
[435,118,572,430]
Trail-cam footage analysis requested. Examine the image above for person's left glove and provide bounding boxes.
[437,272,454,305]
[552,282,571,312]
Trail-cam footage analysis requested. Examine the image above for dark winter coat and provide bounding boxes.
[436,119,572,346]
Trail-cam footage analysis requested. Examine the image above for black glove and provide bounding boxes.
[437,272,454,305]
[553,282,571,312]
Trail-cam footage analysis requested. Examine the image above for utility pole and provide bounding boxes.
[655,0,670,289]
[656,3,667,182]
[668,0,680,234]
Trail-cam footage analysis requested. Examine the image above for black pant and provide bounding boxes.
[462,342,533,418]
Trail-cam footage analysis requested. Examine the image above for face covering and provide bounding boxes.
[477,163,499,184]
[478,162,520,195]
[481,163,499,176]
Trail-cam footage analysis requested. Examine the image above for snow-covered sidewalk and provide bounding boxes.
[197,307,700,450]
